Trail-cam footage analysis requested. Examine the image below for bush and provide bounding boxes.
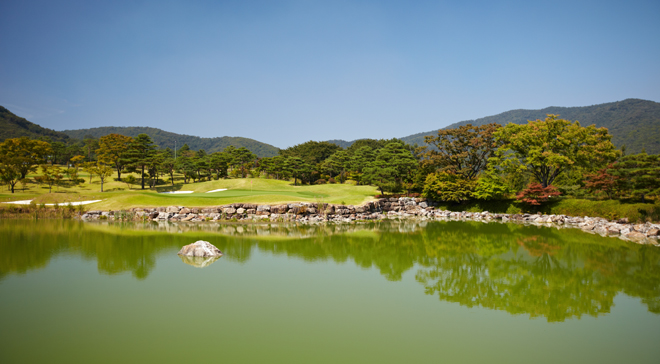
[328,178,336,184]
[423,172,476,203]
[506,204,522,214]
[316,179,327,185]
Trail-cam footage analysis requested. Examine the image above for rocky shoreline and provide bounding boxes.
[80,197,660,246]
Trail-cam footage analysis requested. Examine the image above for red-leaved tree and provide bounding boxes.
[585,163,619,199]
[516,183,561,206]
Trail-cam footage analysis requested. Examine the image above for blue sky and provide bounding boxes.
[1,0,659,148]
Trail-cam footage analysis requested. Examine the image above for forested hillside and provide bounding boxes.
[0,106,70,143]
[400,99,660,154]
[63,126,279,157]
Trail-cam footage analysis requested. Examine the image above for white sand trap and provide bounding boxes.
[159,191,194,194]
[2,200,102,206]
[206,189,228,193]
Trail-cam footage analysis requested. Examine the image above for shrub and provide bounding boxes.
[506,204,522,214]
[328,177,336,184]
[316,179,327,185]
[423,172,476,203]
[516,183,561,206]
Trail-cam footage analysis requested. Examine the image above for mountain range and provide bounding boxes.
[62,126,280,157]
[1,98,659,155]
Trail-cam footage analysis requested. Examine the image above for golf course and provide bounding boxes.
[1,172,379,210]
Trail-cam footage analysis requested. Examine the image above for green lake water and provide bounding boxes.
[1,219,659,363]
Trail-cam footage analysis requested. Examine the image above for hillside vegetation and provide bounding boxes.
[63,126,279,157]
[0,106,70,143]
[400,99,660,154]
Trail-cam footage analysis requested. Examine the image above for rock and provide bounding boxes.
[166,206,180,213]
[178,240,223,257]
[617,217,629,224]
[625,231,647,241]
[646,228,659,237]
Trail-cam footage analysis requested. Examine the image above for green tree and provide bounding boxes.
[322,150,349,183]
[362,142,417,195]
[40,164,64,193]
[608,152,660,202]
[492,115,619,188]
[280,141,342,165]
[97,133,133,180]
[89,163,114,192]
[127,134,157,189]
[0,137,52,181]
[422,172,476,202]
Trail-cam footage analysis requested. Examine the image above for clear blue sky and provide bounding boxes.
[1,0,659,148]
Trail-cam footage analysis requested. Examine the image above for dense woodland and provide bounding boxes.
[2,114,659,212]
[63,126,279,157]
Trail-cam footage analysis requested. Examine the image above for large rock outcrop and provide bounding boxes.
[177,240,223,257]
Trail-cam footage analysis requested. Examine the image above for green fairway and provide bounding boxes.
[1,172,378,210]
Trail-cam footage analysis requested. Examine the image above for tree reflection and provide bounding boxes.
[1,219,658,321]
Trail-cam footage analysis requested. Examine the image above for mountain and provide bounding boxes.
[0,106,70,143]
[400,99,660,154]
[62,126,279,157]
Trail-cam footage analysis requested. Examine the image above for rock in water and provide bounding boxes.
[178,240,223,257]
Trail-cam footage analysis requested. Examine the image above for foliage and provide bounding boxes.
[126,134,157,189]
[96,133,133,179]
[472,171,511,200]
[585,164,619,199]
[362,142,417,195]
[492,115,619,187]
[279,140,341,165]
[39,164,64,193]
[62,126,279,157]
[516,183,561,206]
[423,172,477,203]
[0,137,52,180]
[421,123,501,179]
[608,152,660,202]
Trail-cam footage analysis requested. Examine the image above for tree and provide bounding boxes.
[422,123,501,179]
[40,164,64,193]
[0,161,21,193]
[227,146,256,178]
[363,142,417,195]
[97,134,133,180]
[127,134,157,189]
[280,141,342,165]
[492,115,619,187]
[585,164,619,199]
[0,137,52,181]
[608,152,660,203]
[123,174,137,189]
[322,150,349,183]
[422,172,476,202]
[516,183,561,206]
[89,163,114,192]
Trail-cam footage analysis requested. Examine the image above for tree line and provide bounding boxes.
[1,115,659,207]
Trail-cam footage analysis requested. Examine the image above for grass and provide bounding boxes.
[0,170,379,210]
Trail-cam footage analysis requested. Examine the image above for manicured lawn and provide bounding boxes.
[0,171,378,210]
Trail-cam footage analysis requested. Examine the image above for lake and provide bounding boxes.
[1,219,659,363]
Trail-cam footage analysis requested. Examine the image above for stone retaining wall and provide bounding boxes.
[80,197,660,246]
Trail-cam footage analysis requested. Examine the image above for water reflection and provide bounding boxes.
[1,219,658,321]
[179,255,221,268]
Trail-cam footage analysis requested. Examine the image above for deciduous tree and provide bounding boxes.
[492,115,619,188]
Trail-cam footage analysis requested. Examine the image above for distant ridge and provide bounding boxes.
[63,126,279,157]
[399,99,660,154]
[0,106,70,143]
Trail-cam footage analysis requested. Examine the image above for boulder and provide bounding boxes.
[178,241,223,257]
